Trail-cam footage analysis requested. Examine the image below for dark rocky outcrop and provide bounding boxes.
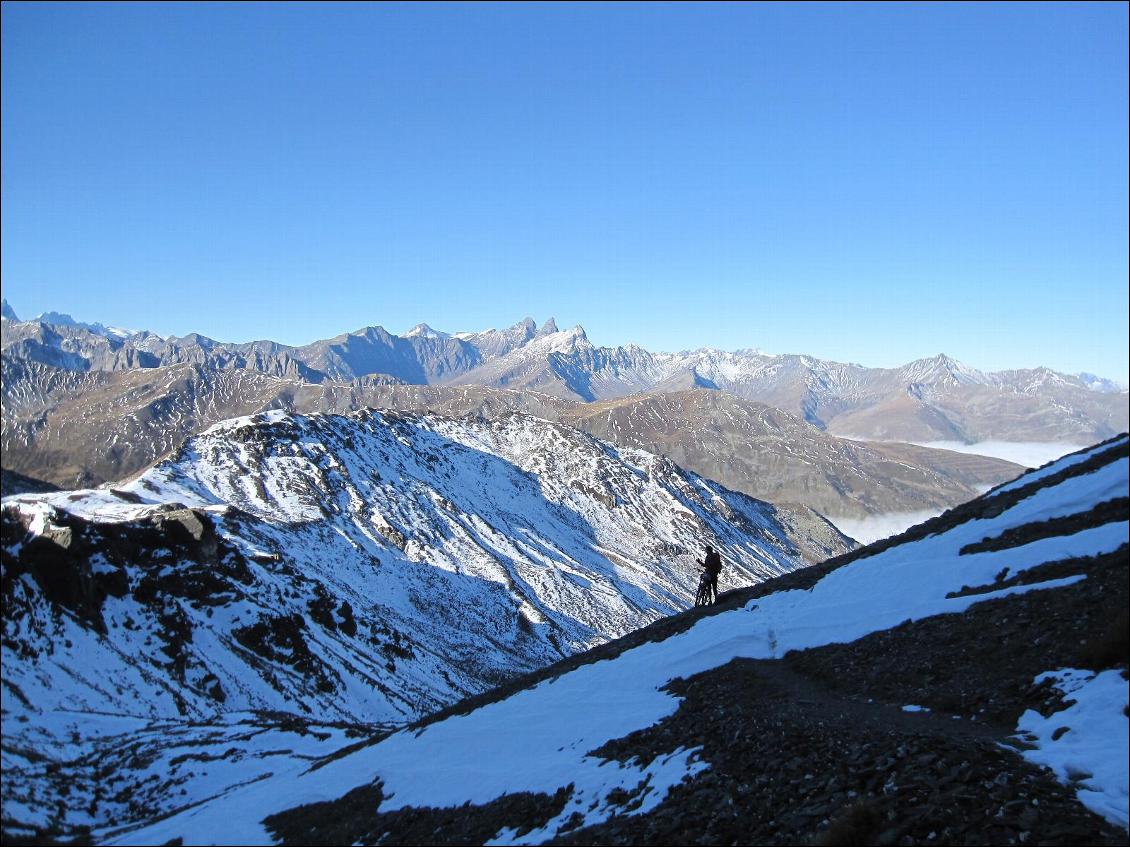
[1,504,252,635]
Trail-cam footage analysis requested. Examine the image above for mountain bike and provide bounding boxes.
[694,569,714,607]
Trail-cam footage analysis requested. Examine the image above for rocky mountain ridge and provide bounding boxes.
[2,358,1020,522]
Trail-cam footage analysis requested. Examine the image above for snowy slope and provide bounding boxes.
[1,408,851,838]
[96,435,1128,845]
[3,409,843,722]
[0,356,576,488]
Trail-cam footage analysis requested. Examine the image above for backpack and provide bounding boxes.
[705,550,722,575]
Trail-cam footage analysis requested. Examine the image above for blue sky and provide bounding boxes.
[3,2,1127,381]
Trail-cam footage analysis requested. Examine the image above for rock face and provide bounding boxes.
[1,408,853,840]
[76,435,1126,847]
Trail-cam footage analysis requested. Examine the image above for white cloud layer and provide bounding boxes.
[828,509,943,546]
[912,441,1087,469]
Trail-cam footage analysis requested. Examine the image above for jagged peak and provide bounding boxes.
[34,310,79,326]
[554,324,591,349]
[17,308,137,339]
[537,317,559,336]
[1,298,18,321]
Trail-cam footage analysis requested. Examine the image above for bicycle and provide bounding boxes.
[694,568,715,607]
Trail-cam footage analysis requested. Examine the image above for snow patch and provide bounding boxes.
[107,445,1130,846]
[988,436,1129,498]
[1015,668,1129,829]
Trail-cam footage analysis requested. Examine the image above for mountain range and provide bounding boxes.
[1,355,1018,524]
[4,303,1125,443]
[2,299,1127,844]
[5,302,1125,526]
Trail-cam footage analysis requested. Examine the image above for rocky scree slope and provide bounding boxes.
[0,408,851,841]
[91,435,1130,846]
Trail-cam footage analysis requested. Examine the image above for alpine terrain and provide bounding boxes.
[43,434,1126,846]
[1,407,851,840]
[559,389,1024,522]
[8,303,1121,527]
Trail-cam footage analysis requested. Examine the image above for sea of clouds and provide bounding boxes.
[828,510,943,546]
[912,441,1087,469]
[828,441,1094,545]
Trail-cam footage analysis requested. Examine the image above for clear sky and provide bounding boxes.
[3,2,1127,381]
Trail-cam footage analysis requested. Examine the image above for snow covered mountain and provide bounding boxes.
[59,434,1125,847]
[3,305,1125,536]
[1,408,852,839]
[0,357,576,488]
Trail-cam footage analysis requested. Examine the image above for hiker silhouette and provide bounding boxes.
[697,545,722,604]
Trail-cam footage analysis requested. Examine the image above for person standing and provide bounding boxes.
[698,544,723,604]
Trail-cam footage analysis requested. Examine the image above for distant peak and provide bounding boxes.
[24,309,137,339]
[555,324,588,342]
[1077,372,1125,393]
[0,298,17,321]
[909,352,961,370]
[537,318,559,336]
[406,323,448,340]
[903,352,984,386]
